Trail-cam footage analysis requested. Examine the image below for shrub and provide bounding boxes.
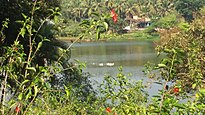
[0,1,95,114]
[144,15,205,114]
[155,13,178,29]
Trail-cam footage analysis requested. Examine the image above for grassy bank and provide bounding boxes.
[107,31,159,41]
[59,30,160,42]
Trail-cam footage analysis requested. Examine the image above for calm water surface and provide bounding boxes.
[70,41,161,95]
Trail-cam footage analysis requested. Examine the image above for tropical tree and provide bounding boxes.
[174,0,205,22]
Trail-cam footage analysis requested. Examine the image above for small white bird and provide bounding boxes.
[106,63,114,67]
[99,63,104,66]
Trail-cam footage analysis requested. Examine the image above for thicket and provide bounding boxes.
[58,0,205,38]
[0,1,94,114]
[0,0,205,115]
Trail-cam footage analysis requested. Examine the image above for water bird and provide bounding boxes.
[106,63,114,67]
[99,63,104,66]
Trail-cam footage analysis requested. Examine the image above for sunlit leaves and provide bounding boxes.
[80,12,110,40]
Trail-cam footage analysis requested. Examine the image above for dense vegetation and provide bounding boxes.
[58,0,205,39]
[0,0,204,114]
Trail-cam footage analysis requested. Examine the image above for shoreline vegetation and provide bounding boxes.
[59,30,160,42]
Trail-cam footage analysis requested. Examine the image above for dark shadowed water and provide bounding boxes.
[70,40,162,96]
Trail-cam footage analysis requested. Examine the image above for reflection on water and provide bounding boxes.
[71,41,158,67]
[70,41,161,96]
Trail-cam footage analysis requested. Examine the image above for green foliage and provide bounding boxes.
[20,67,148,114]
[155,17,205,91]
[80,12,109,40]
[0,0,60,39]
[177,22,190,31]
[174,0,205,22]
[62,20,83,37]
[59,0,177,38]
[155,13,178,29]
[144,16,205,114]
[0,1,95,114]
[98,67,148,114]
[58,0,205,39]
[1,0,205,115]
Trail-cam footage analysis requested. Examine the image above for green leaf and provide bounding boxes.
[103,22,108,31]
[79,35,84,40]
[26,88,32,100]
[26,67,36,72]
[172,48,177,54]
[91,12,100,17]
[34,86,38,97]
[199,89,205,93]
[20,28,26,37]
[26,24,31,31]
[48,9,55,13]
[18,93,23,100]
[96,28,101,40]
[21,13,27,19]
[192,83,197,89]
[37,42,43,50]
[17,57,22,63]
[20,80,30,88]
[161,58,170,64]
[64,85,70,97]
[15,20,24,24]
[157,64,166,68]
[43,38,50,42]
[34,7,40,11]
[80,20,90,26]
[164,48,172,53]
[56,12,62,16]
[173,103,186,109]
[88,9,92,16]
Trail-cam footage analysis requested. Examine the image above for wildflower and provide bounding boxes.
[112,15,117,23]
[173,87,179,93]
[111,9,117,23]
[111,9,115,17]
[15,106,20,113]
[114,112,117,115]
[106,107,112,113]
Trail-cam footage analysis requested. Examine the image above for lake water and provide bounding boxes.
[70,40,162,96]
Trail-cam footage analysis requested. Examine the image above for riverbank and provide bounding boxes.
[59,30,160,42]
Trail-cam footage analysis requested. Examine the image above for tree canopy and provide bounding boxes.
[174,0,205,22]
